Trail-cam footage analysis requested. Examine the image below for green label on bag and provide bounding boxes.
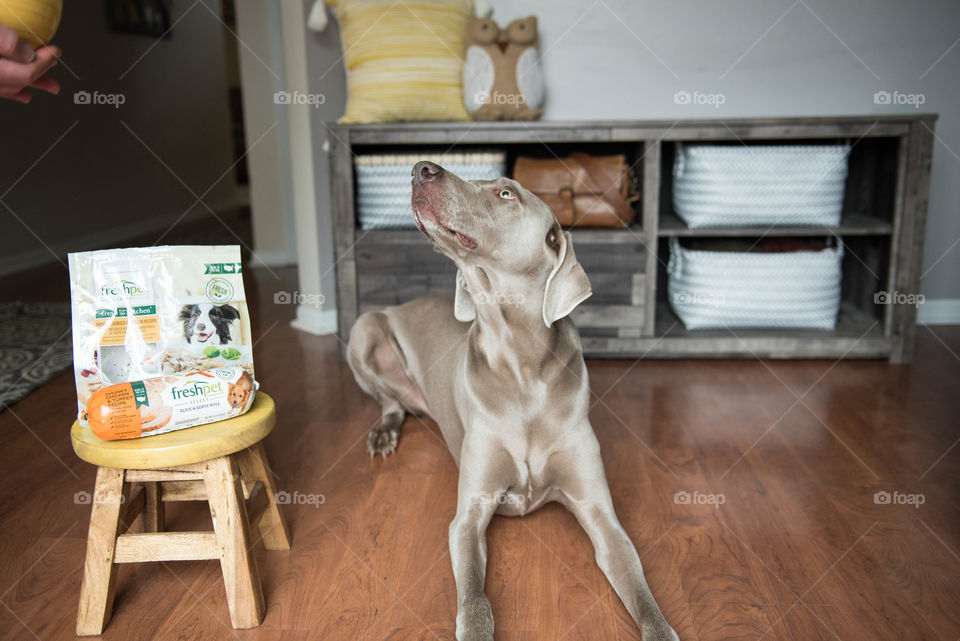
[131,381,149,408]
[205,263,242,275]
[95,305,156,319]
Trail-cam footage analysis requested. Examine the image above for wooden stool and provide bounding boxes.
[70,392,290,636]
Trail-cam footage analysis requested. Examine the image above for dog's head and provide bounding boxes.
[179,303,241,344]
[228,372,253,409]
[411,160,591,327]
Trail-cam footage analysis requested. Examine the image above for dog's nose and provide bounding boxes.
[197,323,205,330]
[412,161,444,185]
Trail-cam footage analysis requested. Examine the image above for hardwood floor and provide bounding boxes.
[0,265,957,641]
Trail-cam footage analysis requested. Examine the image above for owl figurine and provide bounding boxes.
[463,15,544,121]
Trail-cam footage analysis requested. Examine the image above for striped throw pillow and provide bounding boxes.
[328,0,473,123]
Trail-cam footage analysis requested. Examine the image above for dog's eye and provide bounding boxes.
[546,227,560,251]
[498,188,515,200]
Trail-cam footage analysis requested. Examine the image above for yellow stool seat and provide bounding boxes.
[71,393,276,469]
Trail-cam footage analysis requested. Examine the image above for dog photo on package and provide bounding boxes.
[68,245,256,439]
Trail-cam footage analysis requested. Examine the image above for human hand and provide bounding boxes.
[0,23,60,103]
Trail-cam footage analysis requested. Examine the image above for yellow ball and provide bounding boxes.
[0,0,62,48]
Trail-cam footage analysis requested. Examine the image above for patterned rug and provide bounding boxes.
[0,302,73,410]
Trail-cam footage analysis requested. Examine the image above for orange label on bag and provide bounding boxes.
[85,382,144,439]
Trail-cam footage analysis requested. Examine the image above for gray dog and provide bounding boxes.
[347,161,678,641]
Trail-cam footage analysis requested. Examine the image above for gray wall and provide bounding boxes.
[309,0,959,306]
[0,1,236,274]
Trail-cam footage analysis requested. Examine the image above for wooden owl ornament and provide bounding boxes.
[463,15,544,121]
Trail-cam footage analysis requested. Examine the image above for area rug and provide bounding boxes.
[0,302,73,410]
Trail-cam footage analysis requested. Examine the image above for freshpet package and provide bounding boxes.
[68,246,256,433]
[84,368,255,440]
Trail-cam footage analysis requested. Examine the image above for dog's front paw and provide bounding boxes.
[456,596,494,641]
[366,424,399,458]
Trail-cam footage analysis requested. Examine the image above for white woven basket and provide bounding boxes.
[356,151,506,230]
[667,238,843,330]
[672,143,850,228]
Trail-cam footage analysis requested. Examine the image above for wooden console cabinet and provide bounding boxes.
[328,116,935,363]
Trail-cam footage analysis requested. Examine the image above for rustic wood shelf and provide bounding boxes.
[657,212,893,237]
[328,116,936,362]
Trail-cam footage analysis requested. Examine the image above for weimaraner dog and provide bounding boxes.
[347,161,678,641]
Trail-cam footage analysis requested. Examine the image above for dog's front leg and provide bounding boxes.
[554,433,679,641]
[449,444,514,641]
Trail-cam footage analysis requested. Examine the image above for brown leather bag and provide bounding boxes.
[512,153,638,227]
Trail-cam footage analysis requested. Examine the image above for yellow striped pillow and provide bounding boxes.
[328,0,472,123]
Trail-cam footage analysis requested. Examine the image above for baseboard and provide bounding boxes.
[0,200,237,277]
[918,299,960,325]
[290,304,338,336]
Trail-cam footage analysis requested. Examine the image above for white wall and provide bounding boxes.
[305,0,959,316]
[0,1,236,274]
[235,0,298,266]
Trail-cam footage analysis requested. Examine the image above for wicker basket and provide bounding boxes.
[667,238,843,330]
[672,143,850,228]
[355,151,506,230]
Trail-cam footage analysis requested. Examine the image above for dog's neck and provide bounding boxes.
[461,267,562,375]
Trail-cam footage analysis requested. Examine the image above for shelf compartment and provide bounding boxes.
[354,228,650,349]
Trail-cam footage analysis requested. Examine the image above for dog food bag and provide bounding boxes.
[84,368,256,440]
[68,246,255,429]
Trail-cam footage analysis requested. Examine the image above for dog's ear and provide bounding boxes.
[542,231,592,327]
[454,270,476,322]
[216,304,241,321]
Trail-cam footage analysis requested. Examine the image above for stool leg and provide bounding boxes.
[236,443,291,550]
[76,467,125,636]
[143,482,164,532]
[203,455,265,629]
